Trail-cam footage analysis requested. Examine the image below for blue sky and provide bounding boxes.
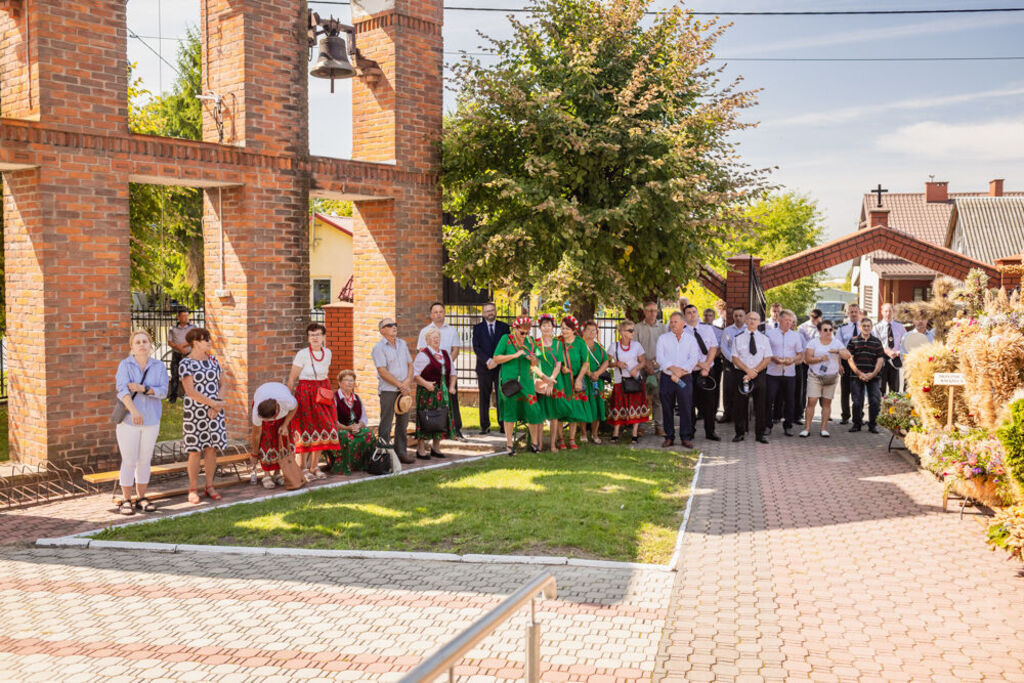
[127,0,1024,264]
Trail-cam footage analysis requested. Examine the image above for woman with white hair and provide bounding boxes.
[413,327,456,459]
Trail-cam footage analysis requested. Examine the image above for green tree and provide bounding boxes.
[311,198,353,217]
[441,0,767,321]
[128,28,204,306]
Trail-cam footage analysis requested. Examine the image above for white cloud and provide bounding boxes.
[763,87,1024,128]
[875,116,1024,161]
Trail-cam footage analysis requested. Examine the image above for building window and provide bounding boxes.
[312,279,332,308]
[863,285,874,315]
[913,287,931,302]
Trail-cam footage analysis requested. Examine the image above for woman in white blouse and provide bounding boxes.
[287,323,341,481]
[607,319,650,444]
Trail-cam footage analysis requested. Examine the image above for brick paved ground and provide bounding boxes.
[2,427,1024,681]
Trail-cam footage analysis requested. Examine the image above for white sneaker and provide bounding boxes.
[798,430,809,438]
[821,430,831,438]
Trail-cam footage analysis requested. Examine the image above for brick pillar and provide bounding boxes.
[200,0,310,439]
[351,0,443,420]
[323,303,354,390]
[868,208,890,228]
[725,255,762,314]
[2,1,130,464]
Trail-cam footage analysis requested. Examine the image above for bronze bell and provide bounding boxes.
[311,34,356,92]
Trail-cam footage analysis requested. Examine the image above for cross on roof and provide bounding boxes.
[872,183,888,208]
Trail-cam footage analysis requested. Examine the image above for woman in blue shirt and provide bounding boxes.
[114,330,169,515]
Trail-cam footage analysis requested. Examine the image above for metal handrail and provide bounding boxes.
[399,571,557,683]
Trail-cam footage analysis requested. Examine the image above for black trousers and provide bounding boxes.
[168,350,184,402]
[732,370,767,438]
[879,361,900,396]
[720,362,735,422]
[795,364,807,422]
[660,373,694,441]
[691,374,719,438]
[767,375,796,429]
[840,371,852,421]
[476,367,502,431]
[450,385,464,436]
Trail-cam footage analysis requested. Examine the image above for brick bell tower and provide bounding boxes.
[0,0,444,463]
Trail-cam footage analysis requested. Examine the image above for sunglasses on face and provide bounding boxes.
[382,323,397,329]
[624,328,634,333]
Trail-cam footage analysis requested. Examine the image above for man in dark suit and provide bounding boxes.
[472,302,511,434]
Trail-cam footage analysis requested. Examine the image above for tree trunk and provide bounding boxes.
[575,297,597,323]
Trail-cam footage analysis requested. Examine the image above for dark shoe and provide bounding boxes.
[479,428,491,435]
[705,434,721,442]
[415,453,431,460]
[398,455,416,465]
[630,435,640,445]
[506,444,515,456]
[732,434,745,442]
[849,425,861,433]
[528,444,541,454]
[716,415,730,424]
[794,418,803,425]
[681,440,694,449]
[756,436,769,444]
[655,427,666,437]
[868,426,879,434]
[453,433,467,442]
[784,428,793,437]
[840,418,850,425]
[430,449,446,458]
[662,438,674,448]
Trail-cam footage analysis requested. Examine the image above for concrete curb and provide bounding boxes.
[37,446,704,573]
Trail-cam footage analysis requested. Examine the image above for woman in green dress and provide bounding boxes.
[558,315,592,449]
[493,316,544,455]
[535,314,565,452]
[581,320,610,444]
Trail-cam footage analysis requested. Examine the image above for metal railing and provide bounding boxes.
[400,572,557,683]
[748,255,767,321]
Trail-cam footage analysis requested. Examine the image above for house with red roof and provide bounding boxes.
[310,212,354,309]
[852,179,1024,318]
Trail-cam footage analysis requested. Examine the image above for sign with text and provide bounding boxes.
[934,372,966,386]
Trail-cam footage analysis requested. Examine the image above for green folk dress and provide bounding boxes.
[583,340,609,423]
[495,333,545,425]
[536,338,567,421]
[557,335,592,423]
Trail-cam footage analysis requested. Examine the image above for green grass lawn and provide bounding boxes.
[94,445,697,563]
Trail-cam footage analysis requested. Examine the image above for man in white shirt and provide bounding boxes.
[684,304,721,442]
[717,307,747,425]
[795,309,822,425]
[761,302,782,331]
[731,311,772,443]
[765,310,805,437]
[373,318,415,463]
[873,303,906,396]
[656,312,702,449]
[836,303,862,425]
[635,300,669,437]
[417,302,465,440]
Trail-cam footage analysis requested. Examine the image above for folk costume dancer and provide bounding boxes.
[558,316,591,449]
[581,320,610,444]
[493,317,545,455]
[535,314,566,452]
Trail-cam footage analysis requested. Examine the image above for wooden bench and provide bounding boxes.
[84,452,253,504]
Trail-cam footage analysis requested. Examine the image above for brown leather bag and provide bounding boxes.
[278,455,306,490]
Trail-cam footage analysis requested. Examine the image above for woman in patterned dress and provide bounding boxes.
[608,319,650,444]
[332,370,376,474]
[413,328,454,459]
[558,315,592,449]
[581,320,610,444]
[535,314,565,452]
[493,316,544,455]
[287,323,342,482]
[179,327,229,504]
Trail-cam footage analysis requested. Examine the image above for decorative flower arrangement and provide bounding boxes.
[987,504,1024,562]
[922,429,1014,507]
[876,392,920,435]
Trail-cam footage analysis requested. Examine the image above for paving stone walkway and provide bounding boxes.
[2,426,1023,681]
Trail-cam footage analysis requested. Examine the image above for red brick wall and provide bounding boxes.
[324,303,354,389]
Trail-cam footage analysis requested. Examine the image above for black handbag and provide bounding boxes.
[501,379,522,397]
[621,376,644,394]
[365,437,394,476]
[417,407,448,433]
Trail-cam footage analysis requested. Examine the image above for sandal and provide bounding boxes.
[136,497,156,513]
[506,444,515,456]
[312,468,328,479]
[568,440,579,450]
[528,444,541,454]
[610,434,620,444]
[591,436,603,445]
[630,435,640,444]
[262,476,276,489]
[188,489,201,505]
[204,487,222,501]
[118,500,136,515]
[557,441,567,451]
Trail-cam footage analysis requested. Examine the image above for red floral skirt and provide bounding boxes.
[258,416,291,472]
[608,383,650,426]
[291,379,341,454]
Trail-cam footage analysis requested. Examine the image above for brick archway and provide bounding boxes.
[699,224,1002,311]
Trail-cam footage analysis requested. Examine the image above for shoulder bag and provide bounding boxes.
[366,437,395,476]
[417,350,450,433]
[617,344,644,394]
[812,341,839,386]
[500,334,525,397]
[111,363,152,424]
[309,348,335,406]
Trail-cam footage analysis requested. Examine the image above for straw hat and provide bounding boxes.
[394,393,414,415]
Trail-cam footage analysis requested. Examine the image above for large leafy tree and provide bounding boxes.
[128,28,204,306]
[442,0,768,319]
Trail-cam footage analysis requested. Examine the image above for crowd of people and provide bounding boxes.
[111,300,928,513]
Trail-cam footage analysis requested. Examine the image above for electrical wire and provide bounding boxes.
[308,1,1024,16]
[127,28,184,79]
[443,51,1024,62]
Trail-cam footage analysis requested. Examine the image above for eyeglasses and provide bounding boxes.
[820,328,833,333]
[382,323,397,329]
[624,328,635,333]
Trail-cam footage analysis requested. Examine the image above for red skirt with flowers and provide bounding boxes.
[258,416,291,472]
[608,383,650,426]
[291,379,341,454]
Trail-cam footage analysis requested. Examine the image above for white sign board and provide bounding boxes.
[934,372,966,386]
